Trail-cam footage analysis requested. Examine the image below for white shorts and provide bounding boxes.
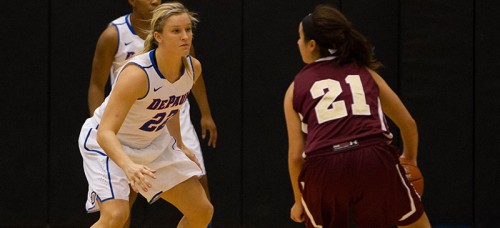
[180,99,206,172]
[78,118,203,213]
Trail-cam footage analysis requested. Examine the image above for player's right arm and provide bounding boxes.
[88,25,118,116]
[97,64,156,193]
[284,82,305,223]
[367,68,419,166]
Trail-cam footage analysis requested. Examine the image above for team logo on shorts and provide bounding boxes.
[90,191,97,204]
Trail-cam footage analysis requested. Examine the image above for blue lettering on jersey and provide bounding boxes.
[139,110,179,132]
[146,93,189,110]
[140,92,189,132]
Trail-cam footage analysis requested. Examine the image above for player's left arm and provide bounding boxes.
[189,47,218,148]
[284,82,306,223]
[367,68,419,166]
[167,109,201,168]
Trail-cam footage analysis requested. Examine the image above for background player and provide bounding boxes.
[284,4,431,227]
[87,0,217,226]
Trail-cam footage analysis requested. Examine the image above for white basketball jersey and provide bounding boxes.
[110,14,145,84]
[93,50,194,149]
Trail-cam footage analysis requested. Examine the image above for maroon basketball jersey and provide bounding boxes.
[293,57,391,155]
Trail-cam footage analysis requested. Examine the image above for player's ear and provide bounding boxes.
[129,0,135,7]
[308,39,317,50]
[154,31,162,44]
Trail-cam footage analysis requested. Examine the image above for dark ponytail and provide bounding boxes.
[304,4,382,70]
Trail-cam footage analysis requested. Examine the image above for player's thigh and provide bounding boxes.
[198,175,210,198]
[159,176,212,216]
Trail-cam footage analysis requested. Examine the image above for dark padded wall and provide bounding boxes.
[0,1,49,226]
[474,2,500,228]
[49,1,129,226]
[400,0,474,226]
[241,1,337,227]
[342,0,399,89]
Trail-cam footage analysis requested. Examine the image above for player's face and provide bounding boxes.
[130,0,161,19]
[297,22,313,64]
[156,13,193,56]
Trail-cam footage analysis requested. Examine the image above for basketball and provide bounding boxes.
[401,163,424,196]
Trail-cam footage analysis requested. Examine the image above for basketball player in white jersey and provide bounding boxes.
[87,0,217,226]
[79,3,213,227]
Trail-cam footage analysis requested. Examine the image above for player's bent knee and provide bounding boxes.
[105,209,129,221]
[100,206,130,227]
[200,202,214,223]
[206,203,214,220]
[191,201,213,225]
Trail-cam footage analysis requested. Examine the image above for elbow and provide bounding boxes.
[406,117,417,130]
[399,117,418,135]
[288,149,304,163]
[96,129,107,147]
[401,115,416,126]
[96,130,103,146]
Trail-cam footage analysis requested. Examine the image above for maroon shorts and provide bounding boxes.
[299,140,424,227]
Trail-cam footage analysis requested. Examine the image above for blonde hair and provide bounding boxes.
[138,2,199,76]
[142,2,198,52]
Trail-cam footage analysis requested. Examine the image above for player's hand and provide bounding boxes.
[290,202,305,223]
[399,156,416,179]
[181,147,202,170]
[124,163,157,193]
[399,156,417,166]
[200,115,217,148]
[399,156,417,182]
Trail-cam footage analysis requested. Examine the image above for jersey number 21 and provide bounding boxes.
[310,75,371,124]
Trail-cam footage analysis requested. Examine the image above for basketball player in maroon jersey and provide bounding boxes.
[284,4,431,227]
